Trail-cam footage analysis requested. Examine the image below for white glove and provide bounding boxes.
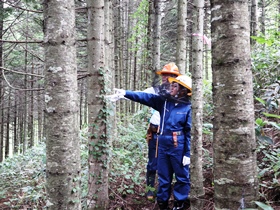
[114,88,126,96]
[105,94,124,102]
[105,88,126,102]
[182,156,190,166]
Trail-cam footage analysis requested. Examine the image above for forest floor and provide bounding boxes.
[0,128,279,210]
[107,129,280,210]
[108,168,280,210]
[108,168,215,210]
[0,161,279,210]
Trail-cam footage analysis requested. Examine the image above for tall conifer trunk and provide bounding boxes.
[211,0,259,208]
[190,0,205,209]
[43,0,81,209]
[87,0,110,209]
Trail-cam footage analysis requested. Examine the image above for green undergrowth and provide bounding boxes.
[0,143,46,208]
[0,109,149,209]
[0,108,279,209]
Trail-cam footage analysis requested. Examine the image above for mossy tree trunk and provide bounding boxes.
[87,0,113,209]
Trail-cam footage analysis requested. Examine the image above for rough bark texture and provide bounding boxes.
[211,0,259,209]
[43,0,81,209]
[152,0,163,86]
[250,0,258,45]
[190,0,205,209]
[0,0,3,162]
[87,0,110,209]
[176,0,187,74]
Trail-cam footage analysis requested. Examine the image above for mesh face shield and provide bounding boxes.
[158,83,171,98]
[157,83,191,104]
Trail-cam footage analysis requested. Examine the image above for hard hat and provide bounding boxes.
[168,75,192,96]
[156,62,181,76]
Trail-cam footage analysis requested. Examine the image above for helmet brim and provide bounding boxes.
[156,71,181,76]
[168,77,192,94]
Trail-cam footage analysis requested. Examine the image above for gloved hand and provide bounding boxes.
[105,94,123,102]
[182,156,190,166]
[113,88,126,96]
[105,88,126,102]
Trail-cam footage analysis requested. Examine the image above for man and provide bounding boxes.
[144,62,181,200]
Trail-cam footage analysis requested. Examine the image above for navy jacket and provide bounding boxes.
[125,91,192,157]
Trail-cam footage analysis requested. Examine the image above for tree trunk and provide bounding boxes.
[176,0,187,74]
[147,0,155,83]
[87,0,110,208]
[13,90,18,154]
[0,0,4,162]
[5,88,11,158]
[152,0,162,86]
[250,0,258,45]
[260,0,266,36]
[211,0,259,208]
[187,0,193,73]
[28,63,34,147]
[43,0,81,209]
[190,0,205,209]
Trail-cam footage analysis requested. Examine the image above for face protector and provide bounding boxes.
[158,83,171,98]
[157,83,190,104]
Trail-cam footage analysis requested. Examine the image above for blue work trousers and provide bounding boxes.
[156,137,190,201]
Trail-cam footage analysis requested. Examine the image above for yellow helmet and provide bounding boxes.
[156,62,181,76]
[168,75,192,96]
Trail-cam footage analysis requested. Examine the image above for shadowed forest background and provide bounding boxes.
[0,0,279,209]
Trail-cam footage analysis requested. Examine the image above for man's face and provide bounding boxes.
[161,73,177,84]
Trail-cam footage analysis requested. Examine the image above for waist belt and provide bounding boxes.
[160,131,184,136]
[149,124,159,133]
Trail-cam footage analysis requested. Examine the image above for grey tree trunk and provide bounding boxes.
[87,0,111,209]
[153,0,163,86]
[0,0,4,162]
[13,92,18,154]
[5,88,11,158]
[250,0,258,45]
[176,0,187,74]
[43,0,81,209]
[211,0,259,208]
[260,0,266,36]
[190,0,205,209]
[147,0,155,82]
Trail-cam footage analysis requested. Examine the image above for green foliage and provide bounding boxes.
[128,0,149,52]
[254,201,274,210]
[203,79,213,119]
[109,111,148,197]
[257,141,280,204]
[251,30,280,95]
[254,80,279,145]
[0,143,46,208]
[255,117,279,145]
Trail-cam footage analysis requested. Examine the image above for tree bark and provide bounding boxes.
[5,88,11,158]
[43,0,81,209]
[176,0,187,74]
[190,0,205,209]
[87,0,111,208]
[250,0,258,45]
[211,0,259,208]
[152,0,163,86]
[0,0,4,162]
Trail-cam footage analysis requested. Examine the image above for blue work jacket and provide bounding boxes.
[125,91,192,157]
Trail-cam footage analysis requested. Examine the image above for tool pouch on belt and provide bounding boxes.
[146,125,152,145]
[173,132,178,147]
